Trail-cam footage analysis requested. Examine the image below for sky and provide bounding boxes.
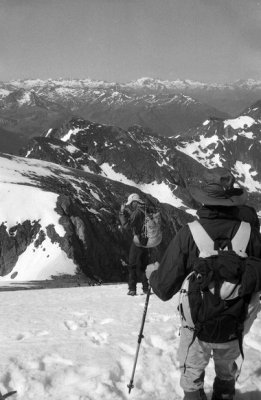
[1,0,261,84]
[0,283,260,400]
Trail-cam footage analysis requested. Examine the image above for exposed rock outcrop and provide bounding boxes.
[0,220,41,275]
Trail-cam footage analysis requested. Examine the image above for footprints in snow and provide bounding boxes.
[14,315,115,346]
[86,331,109,345]
[16,330,49,341]
[64,320,87,331]
[63,316,114,346]
[147,312,174,323]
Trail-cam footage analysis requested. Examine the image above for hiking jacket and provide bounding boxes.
[149,205,261,301]
[119,204,146,236]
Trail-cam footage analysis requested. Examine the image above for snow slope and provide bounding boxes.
[0,155,77,281]
[99,162,193,212]
[0,284,260,400]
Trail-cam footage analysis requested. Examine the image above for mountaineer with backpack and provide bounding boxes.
[119,193,162,296]
[146,168,261,400]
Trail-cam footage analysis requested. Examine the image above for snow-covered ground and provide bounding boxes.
[0,284,260,400]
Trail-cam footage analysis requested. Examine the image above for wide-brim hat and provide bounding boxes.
[126,193,145,206]
[189,168,247,206]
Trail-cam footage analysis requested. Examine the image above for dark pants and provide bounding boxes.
[128,242,162,292]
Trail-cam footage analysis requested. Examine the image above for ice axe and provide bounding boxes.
[127,286,151,394]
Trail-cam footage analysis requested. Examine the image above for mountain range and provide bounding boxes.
[2,77,261,155]
[1,77,261,282]
[21,105,261,213]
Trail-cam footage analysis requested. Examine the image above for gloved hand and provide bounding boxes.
[139,235,148,246]
[146,261,159,279]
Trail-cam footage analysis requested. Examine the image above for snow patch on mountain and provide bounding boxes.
[66,144,80,154]
[0,154,68,185]
[46,129,54,137]
[55,87,84,97]
[61,128,82,142]
[17,91,33,106]
[176,134,221,168]
[234,161,261,193]
[99,162,191,211]
[224,116,255,130]
[0,238,76,281]
[0,88,10,98]
[238,130,254,139]
[0,183,65,235]
[1,155,40,182]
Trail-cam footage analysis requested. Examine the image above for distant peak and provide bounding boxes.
[3,77,261,90]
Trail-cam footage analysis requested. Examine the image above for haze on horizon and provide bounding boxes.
[1,0,261,84]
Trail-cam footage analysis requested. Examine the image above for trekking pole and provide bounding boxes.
[127,285,151,394]
[144,204,147,238]
[0,390,17,400]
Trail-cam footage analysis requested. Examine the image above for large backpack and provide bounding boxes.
[179,220,252,347]
[133,207,162,248]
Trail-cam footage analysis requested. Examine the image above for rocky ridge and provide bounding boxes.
[175,107,261,212]
[21,100,261,216]
[21,118,208,210]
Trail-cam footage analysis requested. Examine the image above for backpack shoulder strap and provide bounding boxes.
[188,220,215,255]
[231,221,251,256]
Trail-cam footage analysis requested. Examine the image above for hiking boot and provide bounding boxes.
[212,377,235,400]
[184,389,207,400]
[127,290,136,296]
